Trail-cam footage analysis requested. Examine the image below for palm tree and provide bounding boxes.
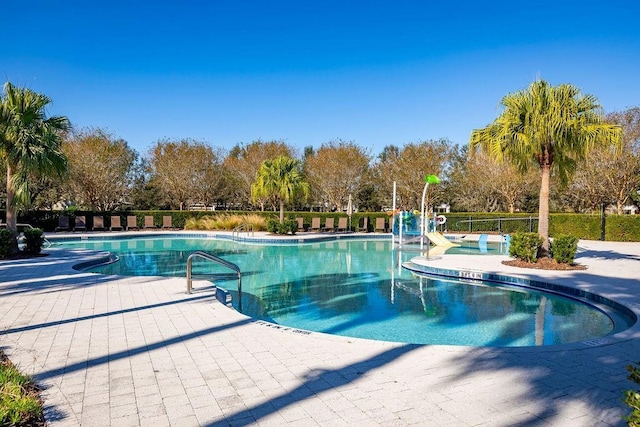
[0,82,70,250]
[251,156,309,223]
[470,79,621,253]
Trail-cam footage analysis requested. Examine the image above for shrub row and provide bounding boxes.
[3,210,640,241]
[509,232,579,264]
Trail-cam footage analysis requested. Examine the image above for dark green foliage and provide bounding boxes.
[549,214,601,239]
[606,215,640,242]
[624,362,640,426]
[266,218,279,233]
[550,234,579,264]
[267,218,298,234]
[22,228,44,255]
[509,232,543,263]
[0,229,13,259]
[5,210,640,242]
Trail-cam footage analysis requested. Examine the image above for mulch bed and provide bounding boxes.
[502,257,587,271]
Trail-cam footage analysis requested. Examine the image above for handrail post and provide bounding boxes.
[186,255,194,294]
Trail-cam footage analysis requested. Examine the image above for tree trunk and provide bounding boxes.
[279,200,285,223]
[539,164,551,253]
[5,163,19,254]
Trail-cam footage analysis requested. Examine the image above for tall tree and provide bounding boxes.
[251,156,309,223]
[470,80,621,252]
[147,139,223,210]
[374,139,454,211]
[0,82,69,250]
[64,128,137,211]
[304,140,370,211]
[223,140,293,209]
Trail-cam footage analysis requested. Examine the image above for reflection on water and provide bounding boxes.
[57,237,615,346]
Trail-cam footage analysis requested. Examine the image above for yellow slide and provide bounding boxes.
[426,232,459,247]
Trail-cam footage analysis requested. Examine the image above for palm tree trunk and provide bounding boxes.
[5,163,19,253]
[279,200,285,223]
[539,164,551,253]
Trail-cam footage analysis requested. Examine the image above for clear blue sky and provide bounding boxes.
[4,0,639,157]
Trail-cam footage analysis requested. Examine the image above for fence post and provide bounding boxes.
[468,216,472,233]
[498,218,502,233]
[529,216,532,232]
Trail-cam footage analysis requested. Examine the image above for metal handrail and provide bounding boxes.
[186,251,242,311]
[232,223,254,241]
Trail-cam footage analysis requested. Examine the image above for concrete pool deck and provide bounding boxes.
[1,232,639,426]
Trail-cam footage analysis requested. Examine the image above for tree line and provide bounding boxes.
[2,80,639,234]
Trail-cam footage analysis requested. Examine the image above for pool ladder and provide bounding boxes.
[186,251,243,311]
[232,223,254,241]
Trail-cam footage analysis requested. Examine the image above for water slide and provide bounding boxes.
[426,232,459,247]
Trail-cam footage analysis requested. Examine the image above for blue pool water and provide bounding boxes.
[54,236,618,346]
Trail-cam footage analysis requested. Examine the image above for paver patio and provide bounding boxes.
[0,236,639,426]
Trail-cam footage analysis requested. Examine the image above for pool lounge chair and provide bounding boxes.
[92,216,105,231]
[161,216,173,230]
[55,215,70,232]
[110,216,123,231]
[296,217,305,232]
[73,215,87,232]
[126,215,139,231]
[336,217,348,232]
[357,217,369,233]
[309,217,321,232]
[321,217,335,232]
[144,216,157,230]
[374,217,387,233]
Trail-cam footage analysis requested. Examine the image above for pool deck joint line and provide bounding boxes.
[1,231,639,426]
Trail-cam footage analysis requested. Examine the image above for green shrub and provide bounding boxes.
[0,229,14,259]
[551,234,579,264]
[22,228,44,255]
[624,362,640,426]
[266,218,279,233]
[509,232,543,263]
[267,218,297,234]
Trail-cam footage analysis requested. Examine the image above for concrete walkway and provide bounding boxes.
[1,235,639,426]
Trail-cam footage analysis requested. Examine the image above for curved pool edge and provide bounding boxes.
[47,235,640,351]
[404,255,640,351]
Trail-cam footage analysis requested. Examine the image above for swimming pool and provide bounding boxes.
[53,235,625,346]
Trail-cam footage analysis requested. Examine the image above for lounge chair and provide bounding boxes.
[55,215,70,232]
[374,217,387,233]
[336,217,348,232]
[309,217,321,232]
[126,215,139,231]
[321,217,335,232]
[144,216,157,230]
[73,215,87,232]
[161,216,173,230]
[110,216,123,231]
[296,217,305,232]
[92,216,105,231]
[357,217,369,233]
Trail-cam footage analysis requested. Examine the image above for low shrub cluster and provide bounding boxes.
[509,232,543,263]
[0,228,45,259]
[22,228,45,256]
[266,218,298,234]
[0,229,13,259]
[625,362,640,426]
[550,234,579,264]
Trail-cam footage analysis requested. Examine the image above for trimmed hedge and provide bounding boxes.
[4,210,640,241]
